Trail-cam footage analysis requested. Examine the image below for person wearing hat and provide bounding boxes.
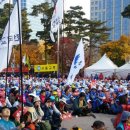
[73,92,95,118]
[33,96,44,121]
[91,120,106,130]
[56,97,68,114]
[89,87,98,112]
[42,96,61,130]
[116,111,130,130]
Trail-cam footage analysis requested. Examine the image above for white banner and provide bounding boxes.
[0,46,12,72]
[50,0,63,42]
[0,0,21,48]
[67,39,85,84]
[0,0,21,72]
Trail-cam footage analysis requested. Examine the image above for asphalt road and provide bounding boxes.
[61,113,115,130]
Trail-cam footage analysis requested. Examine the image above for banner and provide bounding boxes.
[67,39,85,84]
[0,0,21,48]
[34,64,58,72]
[0,0,21,72]
[50,0,63,42]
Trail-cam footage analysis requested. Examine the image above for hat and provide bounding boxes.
[28,93,37,97]
[33,96,40,103]
[59,97,67,104]
[121,111,130,121]
[49,96,55,102]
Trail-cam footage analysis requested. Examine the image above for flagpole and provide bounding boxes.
[57,25,60,78]
[17,0,24,117]
[5,0,11,98]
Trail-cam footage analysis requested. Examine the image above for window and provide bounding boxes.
[95,1,98,4]
[95,7,98,10]
[95,12,97,16]
[91,7,94,11]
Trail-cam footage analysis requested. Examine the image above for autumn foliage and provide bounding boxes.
[100,35,130,66]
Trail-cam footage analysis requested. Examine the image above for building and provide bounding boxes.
[12,0,54,40]
[13,0,26,9]
[90,0,130,41]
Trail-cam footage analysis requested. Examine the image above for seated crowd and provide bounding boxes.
[0,74,129,130]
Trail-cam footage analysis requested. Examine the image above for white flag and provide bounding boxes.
[22,54,26,65]
[67,39,85,84]
[0,46,12,72]
[0,0,21,72]
[50,0,63,42]
[0,0,21,48]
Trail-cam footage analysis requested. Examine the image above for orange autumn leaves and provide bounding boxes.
[100,35,130,66]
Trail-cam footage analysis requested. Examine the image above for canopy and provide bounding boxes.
[84,54,118,77]
[2,67,29,73]
[117,62,130,79]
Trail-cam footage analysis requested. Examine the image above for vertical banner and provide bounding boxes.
[0,0,21,72]
[0,0,21,48]
[67,39,85,84]
[50,0,63,42]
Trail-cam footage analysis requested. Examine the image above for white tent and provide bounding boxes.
[117,62,130,79]
[84,54,118,77]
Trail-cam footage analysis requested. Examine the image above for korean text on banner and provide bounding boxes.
[0,0,21,48]
[34,64,58,72]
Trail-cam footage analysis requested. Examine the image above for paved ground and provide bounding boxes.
[61,113,115,130]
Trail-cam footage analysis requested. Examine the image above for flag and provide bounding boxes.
[0,0,21,48]
[67,39,85,84]
[22,54,26,65]
[0,46,12,72]
[50,0,63,42]
[0,0,21,72]
[26,55,30,68]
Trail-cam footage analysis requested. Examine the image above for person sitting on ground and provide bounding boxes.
[22,111,35,130]
[73,92,96,118]
[42,96,61,130]
[116,111,130,130]
[0,106,25,130]
[91,120,106,130]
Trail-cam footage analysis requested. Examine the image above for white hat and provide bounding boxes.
[59,97,67,104]
[33,96,41,103]
[98,87,102,91]
[28,92,37,97]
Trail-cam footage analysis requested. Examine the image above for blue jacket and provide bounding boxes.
[0,118,16,130]
[116,122,124,130]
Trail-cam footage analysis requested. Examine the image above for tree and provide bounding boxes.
[64,6,88,42]
[64,6,110,66]
[11,43,55,66]
[0,3,14,38]
[21,9,32,42]
[30,2,56,64]
[86,20,110,66]
[100,35,130,66]
[122,5,130,18]
[0,3,32,42]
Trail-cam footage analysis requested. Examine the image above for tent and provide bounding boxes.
[84,54,118,77]
[117,62,130,79]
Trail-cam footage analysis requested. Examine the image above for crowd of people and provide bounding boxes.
[0,73,129,130]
